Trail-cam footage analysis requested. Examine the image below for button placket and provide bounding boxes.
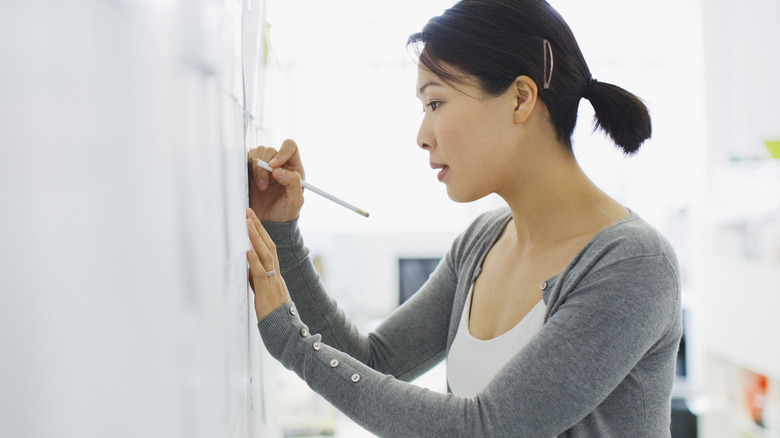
[321,356,365,385]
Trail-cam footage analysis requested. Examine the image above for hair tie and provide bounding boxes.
[583,77,598,99]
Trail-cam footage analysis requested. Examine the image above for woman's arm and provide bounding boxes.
[261,215,458,381]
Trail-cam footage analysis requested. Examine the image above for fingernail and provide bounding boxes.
[248,208,257,219]
[247,218,256,231]
[268,157,279,166]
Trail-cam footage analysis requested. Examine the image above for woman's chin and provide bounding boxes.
[445,186,485,204]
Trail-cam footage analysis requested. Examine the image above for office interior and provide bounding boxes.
[1,0,778,437]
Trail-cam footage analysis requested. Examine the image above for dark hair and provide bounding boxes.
[407,0,651,154]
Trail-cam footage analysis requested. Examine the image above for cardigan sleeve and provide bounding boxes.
[262,218,459,381]
[259,216,682,438]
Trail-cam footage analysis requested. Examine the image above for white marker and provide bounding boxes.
[253,158,369,218]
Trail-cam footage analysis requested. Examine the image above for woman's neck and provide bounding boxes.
[496,149,628,254]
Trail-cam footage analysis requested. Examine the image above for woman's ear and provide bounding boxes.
[512,75,538,124]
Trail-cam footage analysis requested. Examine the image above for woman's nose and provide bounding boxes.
[416,117,434,150]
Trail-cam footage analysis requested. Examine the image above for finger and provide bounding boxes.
[247,208,279,269]
[245,218,268,291]
[257,148,279,190]
[248,147,266,189]
[250,147,277,190]
[246,247,263,293]
[247,216,275,272]
[254,148,277,190]
[247,146,266,161]
[260,147,277,166]
[270,167,304,210]
[269,139,304,177]
[247,146,269,170]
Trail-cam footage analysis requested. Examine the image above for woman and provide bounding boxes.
[245,0,682,436]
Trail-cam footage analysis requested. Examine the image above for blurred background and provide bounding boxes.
[1,0,778,437]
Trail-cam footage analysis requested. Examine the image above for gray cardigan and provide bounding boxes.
[259,208,682,437]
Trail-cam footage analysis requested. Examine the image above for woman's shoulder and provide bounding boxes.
[582,211,678,270]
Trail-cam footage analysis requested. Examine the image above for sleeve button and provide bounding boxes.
[312,342,321,351]
[300,328,308,337]
[329,359,339,368]
[289,307,297,315]
[351,374,361,383]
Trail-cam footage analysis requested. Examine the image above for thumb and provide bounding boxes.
[272,167,304,206]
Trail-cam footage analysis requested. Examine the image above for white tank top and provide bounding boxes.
[447,284,546,398]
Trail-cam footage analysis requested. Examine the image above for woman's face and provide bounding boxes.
[415,63,519,203]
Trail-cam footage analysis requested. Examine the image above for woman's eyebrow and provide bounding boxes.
[417,80,444,97]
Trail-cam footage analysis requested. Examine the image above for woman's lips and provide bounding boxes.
[431,162,449,182]
[437,165,449,182]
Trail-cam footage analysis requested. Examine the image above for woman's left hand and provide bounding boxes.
[246,207,291,321]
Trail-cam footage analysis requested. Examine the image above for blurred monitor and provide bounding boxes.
[398,258,441,305]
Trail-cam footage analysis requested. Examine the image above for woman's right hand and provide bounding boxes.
[247,139,305,223]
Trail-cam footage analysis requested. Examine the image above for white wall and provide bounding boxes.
[0,1,278,437]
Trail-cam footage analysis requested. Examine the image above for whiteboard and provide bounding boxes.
[0,1,278,437]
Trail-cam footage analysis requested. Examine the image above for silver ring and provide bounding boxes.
[265,269,276,277]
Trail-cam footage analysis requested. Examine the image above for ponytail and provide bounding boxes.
[582,78,651,155]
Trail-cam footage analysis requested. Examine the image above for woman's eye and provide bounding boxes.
[429,101,441,111]
[420,101,441,113]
